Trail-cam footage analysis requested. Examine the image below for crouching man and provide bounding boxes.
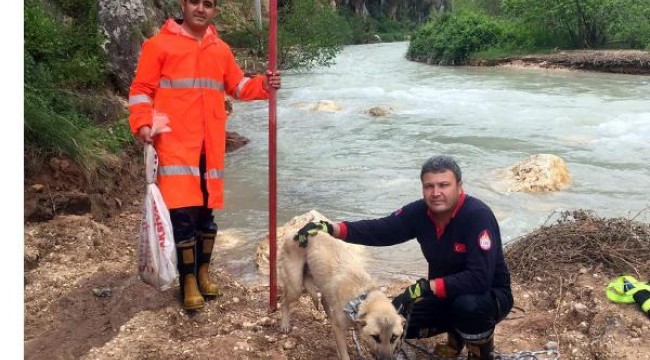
[295,155,513,359]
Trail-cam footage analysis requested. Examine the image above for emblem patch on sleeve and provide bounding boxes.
[478,230,492,251]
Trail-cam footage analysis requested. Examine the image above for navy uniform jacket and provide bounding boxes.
[338,194,511,300]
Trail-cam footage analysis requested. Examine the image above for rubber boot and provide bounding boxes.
[197,230,220,296]
[176,239,205,310]
[466,333,495,360]
[433,331,465,358]
[448,331,466,353]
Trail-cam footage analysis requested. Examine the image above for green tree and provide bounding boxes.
[453,0,503,16]
[277,0,350,69]
[218,0,351,70]
[611,0,650,48]
[502,0,623,48]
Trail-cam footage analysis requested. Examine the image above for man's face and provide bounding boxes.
[181,0,217,32]
[421,170,463,216]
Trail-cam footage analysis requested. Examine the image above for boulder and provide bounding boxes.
[309,100,342,112]
[289,100,341,112]
[365,105,393,117]
[506,154,571,192]
[97,0,162,95]
[226,131,250,153]
[254,210,365,275]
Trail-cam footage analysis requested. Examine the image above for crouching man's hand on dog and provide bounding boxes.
[293,220,334,248]
[403,278,433,305]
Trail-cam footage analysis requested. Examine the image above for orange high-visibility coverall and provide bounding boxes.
[129,19,269,210]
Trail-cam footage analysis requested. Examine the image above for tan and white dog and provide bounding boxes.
[280,231,405,360]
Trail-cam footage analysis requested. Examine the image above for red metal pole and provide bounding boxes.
[268,0,278,312]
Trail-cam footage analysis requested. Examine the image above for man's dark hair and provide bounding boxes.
[420,155,462,182]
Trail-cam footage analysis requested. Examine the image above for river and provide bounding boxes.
[218,41,650,284]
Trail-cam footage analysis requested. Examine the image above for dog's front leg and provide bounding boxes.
[331,317,351,360]
[280,299,292,333]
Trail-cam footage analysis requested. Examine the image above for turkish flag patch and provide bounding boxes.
[453,243,466,253]
[478,230,492,251]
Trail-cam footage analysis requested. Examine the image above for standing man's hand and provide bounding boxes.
[264,70,281,90]
[138,126,153,144]
[137,111,172,144]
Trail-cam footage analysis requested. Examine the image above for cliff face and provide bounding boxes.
[331,0,445,21]
[265,0,443,19]
[97,0,175,95]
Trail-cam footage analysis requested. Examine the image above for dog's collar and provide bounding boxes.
[344,288,376,321]
[344,292,367,321]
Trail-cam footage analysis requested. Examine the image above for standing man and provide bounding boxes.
[295,155,513,359]
[129,0,281,310]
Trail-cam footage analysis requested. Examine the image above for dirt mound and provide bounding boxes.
[500,210,650,360]
[24,143,145,223]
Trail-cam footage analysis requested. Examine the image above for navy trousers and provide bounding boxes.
[392,287,513,340]
[168,154,217,242]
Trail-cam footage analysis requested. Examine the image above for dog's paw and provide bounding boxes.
[280,318,291,333]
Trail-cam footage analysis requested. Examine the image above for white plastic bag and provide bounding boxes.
[137,143,178,291]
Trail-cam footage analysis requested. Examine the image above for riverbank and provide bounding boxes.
[236,44,650,76]
[23,150,650,359]
[470,49,650,75]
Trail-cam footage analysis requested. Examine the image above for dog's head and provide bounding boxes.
[354,291,406,360]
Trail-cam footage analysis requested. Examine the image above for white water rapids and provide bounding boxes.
[217,42,650,284]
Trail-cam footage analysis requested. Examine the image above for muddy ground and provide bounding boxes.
[23,50,650,359]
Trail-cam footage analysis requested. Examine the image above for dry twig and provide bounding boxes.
[505,210,650,282]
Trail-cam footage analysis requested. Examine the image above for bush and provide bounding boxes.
[407,12,520,64]
[24,0,128,178]
[408,0,650,62]
[25,0,107,88]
